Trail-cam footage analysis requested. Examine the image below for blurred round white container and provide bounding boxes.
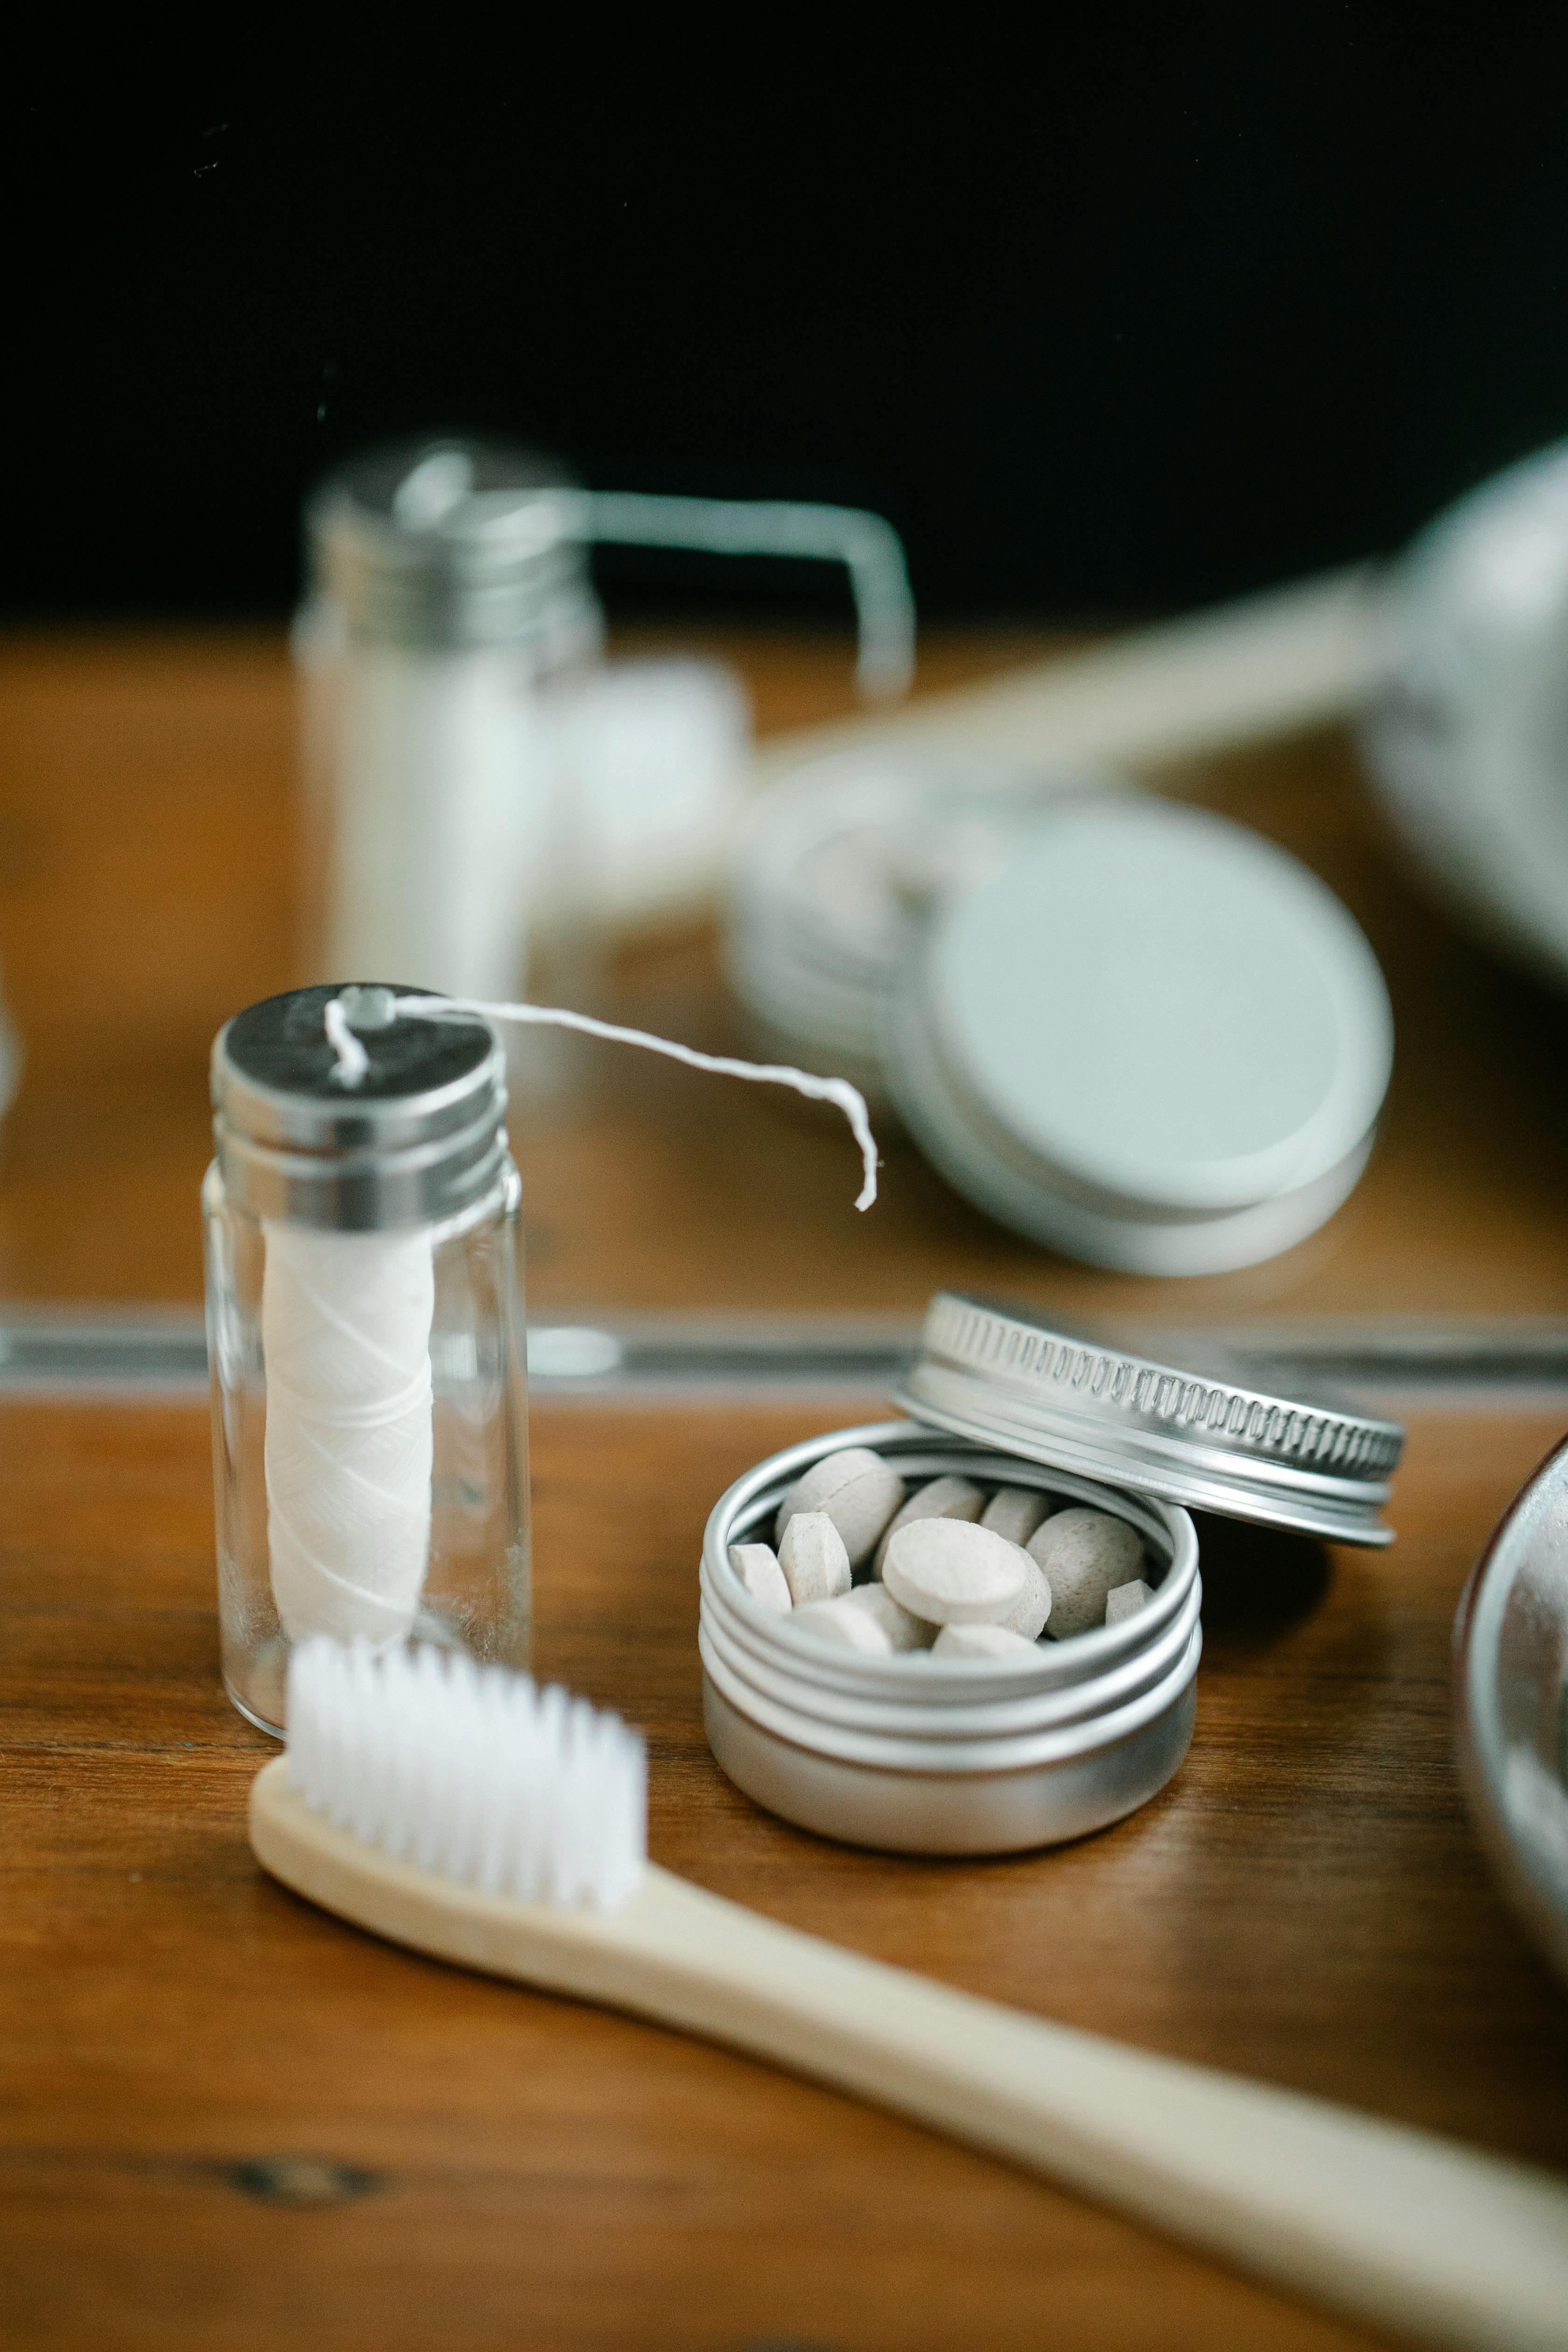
[552,658,751,932]
[725,749,1103,1099]
[885,798,1394,1275]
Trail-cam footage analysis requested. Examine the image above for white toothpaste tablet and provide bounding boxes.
[728,1542,792,1613]
[777,1510,853,1607]
[1029,1508,1144,1638]
[794,1584,933,1655]
[843,1582,935,1651]
[873,1474,985,1572]
[980,1486,1053,1548]
[882,1518,1027,1626]
[775,1447,905,1567]
[996,1550,1052,1641]
[1105,1578,1155,1625]
[932,1621,1042,1660]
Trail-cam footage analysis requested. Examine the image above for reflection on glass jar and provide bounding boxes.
[204,984,530,1738]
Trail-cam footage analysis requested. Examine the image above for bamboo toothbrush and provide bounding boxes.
[252,1642,1568,2352]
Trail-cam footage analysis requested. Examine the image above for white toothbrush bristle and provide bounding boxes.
[285,1639,647,1909]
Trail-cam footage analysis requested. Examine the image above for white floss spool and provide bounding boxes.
[261,1221,435,1648]
[210,983,880,1673]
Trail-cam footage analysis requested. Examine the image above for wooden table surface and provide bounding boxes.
[2,624,1568,1322]
[3,628,1568,2352]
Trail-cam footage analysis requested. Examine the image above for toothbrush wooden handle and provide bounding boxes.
[751,567,1386,782]
[251,1764,1568,2352]
[616,1872,1568,2352]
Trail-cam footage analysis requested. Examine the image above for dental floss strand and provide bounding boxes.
[263,993,880,1656]
[328,992,881,1211]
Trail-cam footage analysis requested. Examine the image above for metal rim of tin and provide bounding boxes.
[896,1293,1402,1547]
[212,986,508,1232]
[700,1618,1202,1776]
[702,1672,1197,1855]
[1453,1432,1568,1994]
[702,1564,1204,1743]
[702,1420,1199,1695]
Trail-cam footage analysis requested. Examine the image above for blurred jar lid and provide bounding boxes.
[725,749,1111,1086]
[306,437,600,658]
[883,798,1393,1276]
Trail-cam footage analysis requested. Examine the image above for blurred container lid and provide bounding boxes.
[884,798,1393,1275]
[725,750,1113,1087]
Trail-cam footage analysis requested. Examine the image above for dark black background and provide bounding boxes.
[10,14,1568,624]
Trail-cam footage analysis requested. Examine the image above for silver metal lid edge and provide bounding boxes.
[922,1293,1402,1471]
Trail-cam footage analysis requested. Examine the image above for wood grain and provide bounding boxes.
[2,628,1568,1320]
[3,628,1568,2350]
[4,1396,1568,2352]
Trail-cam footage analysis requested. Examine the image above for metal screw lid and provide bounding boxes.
[211,985,508,1232]
[305,437,602,657]
[896,1292,1404,1547]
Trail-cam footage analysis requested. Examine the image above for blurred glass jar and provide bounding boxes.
[296,442,599,1007]
[204,984,530,1738]
[296,438,915,1019]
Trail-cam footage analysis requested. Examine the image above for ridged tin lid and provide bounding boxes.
[896,1292,1404,1547]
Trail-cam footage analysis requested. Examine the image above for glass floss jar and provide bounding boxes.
[205,985,529,1736]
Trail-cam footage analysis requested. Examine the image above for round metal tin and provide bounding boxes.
[896,1292,1403,1547]
[700,1420,1200,1853]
